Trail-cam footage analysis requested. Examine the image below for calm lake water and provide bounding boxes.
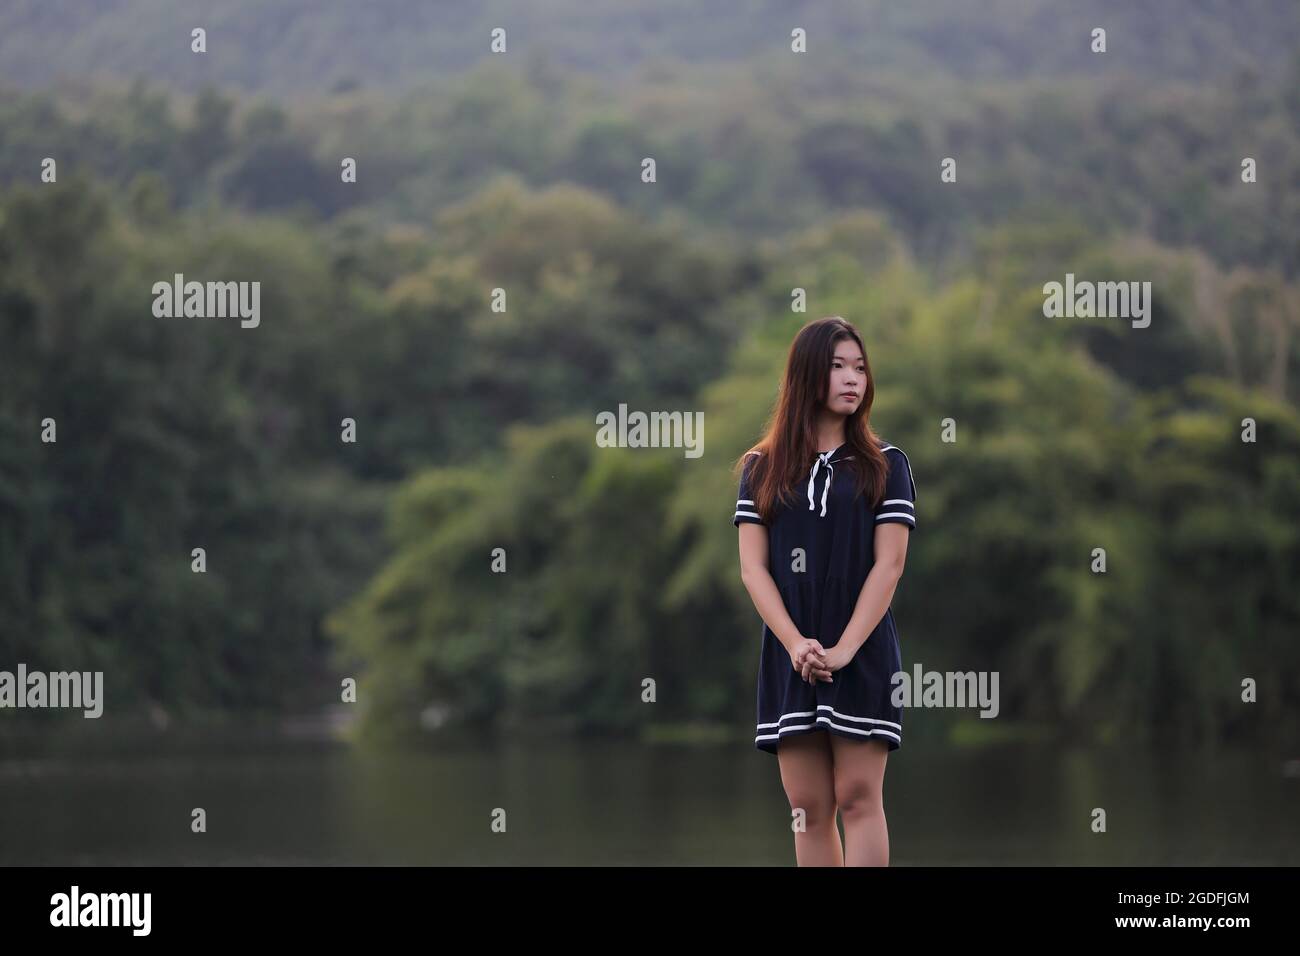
[1,726,1296,865]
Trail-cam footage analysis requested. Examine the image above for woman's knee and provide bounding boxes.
[785,788,837,827]
[833,776,881,817]
[783,766,837,824]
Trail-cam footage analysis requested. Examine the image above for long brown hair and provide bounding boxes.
[733,316,890,521]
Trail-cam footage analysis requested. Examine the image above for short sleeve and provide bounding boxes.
[874,446,916,530]
[733,453,766,526]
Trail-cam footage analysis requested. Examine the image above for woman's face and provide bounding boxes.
[825,339,864,415]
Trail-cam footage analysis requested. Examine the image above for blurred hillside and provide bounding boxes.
[0,2,1296,749]
[2,0,1299,95]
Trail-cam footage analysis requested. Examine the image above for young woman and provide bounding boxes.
[733,316,916,867]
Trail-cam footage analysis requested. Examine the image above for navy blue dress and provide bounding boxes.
[733,439,917,754]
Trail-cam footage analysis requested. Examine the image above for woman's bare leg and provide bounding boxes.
[829,735,890,866]
[777,730,842,866]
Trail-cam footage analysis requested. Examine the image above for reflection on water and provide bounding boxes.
[1,724,1296,865]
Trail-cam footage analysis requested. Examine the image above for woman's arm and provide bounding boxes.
[737,523,807,654]
[835,522,910,657]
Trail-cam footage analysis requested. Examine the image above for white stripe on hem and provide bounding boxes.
[815,705,901,729]
[758,707,900,731]
[875,512,915,523]
[756,716,902,744]
[756,710,817,728]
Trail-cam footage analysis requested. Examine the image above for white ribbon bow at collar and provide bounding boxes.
[806,447,840,517]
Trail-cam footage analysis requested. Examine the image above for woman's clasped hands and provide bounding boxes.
[788,636,851,685]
